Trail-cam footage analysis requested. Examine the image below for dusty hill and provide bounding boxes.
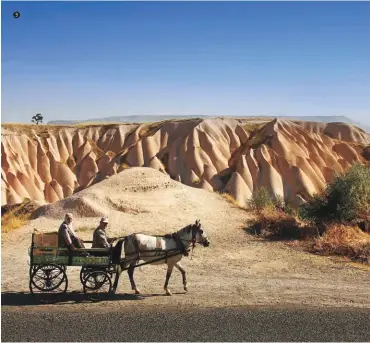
[2,118,370,207]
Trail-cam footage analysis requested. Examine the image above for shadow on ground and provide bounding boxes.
[1,291,186,306]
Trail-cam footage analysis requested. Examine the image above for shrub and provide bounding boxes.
[249,187,274,211]
[248,208,306,240]
[299,164,370,224]
[311,224,370,263]
[249,187,285,212]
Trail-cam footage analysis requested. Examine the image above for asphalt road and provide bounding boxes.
[2,306,370,342]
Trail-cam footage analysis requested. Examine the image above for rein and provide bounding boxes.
[162,225,200,257]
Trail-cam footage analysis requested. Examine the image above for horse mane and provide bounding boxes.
[162,224,194,239]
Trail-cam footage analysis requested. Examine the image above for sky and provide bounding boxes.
[1,1,370,124]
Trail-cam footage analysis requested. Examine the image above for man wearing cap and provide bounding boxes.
[92,217,115,249]
[58,213,85,252]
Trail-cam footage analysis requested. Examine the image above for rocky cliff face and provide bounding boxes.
[2,118,370,207]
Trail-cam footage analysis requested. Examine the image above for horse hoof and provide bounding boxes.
[135,289,141,295]
[165,290,172,296]
[184,287,188,292]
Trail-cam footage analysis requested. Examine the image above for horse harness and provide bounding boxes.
[130,225,199,261]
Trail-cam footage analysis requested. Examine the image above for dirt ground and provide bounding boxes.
[2,169,370,312]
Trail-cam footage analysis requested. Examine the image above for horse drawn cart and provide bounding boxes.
[28,226,203,302]
[28,231,128,301]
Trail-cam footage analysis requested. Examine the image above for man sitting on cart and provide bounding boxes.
[58,213,86,254]
[91,217,116,255]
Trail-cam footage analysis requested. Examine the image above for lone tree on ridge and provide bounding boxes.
[31,113,43,125]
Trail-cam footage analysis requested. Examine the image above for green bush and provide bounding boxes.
[249,187,274,211]
[299,164,370,223]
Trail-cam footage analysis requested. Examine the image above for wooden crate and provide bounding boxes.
[33,232,58,247]
[33,232,59,256]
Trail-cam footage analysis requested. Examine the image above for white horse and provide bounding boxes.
[116,219,210,296]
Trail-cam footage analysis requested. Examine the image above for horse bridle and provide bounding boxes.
[180,224,204,247]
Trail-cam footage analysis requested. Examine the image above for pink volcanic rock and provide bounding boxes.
[126,140,144,166]
[48,154,77,191]
[201,164,223,191]
[27,139,38,171]
[142,134,161,165]
[56,133,71,163]
[62,184,74,198]
[59,129,74,157]
[196,179,213,192]
[50,179,64,200]
[293,167,319,199]
[2,118,370,206]
[197,130,229,172]
[333,143,361,163]
[75,140,92,164]
[45,135,61,162]
[17,171,44,202]
[294,157,325,192]
[6,172,30,199]
[147,156,164,171]
[36,144,52,184]
[44,182,59,203]
[6,186,23,204]
[338,159,352,170]
[78,153,99,188]
[226,172,252,207]
[72,130,85,152]
[97,154,111,170]
[236,155,253,192]
[255,147,284,199]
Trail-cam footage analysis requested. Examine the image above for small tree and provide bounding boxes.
[31,113,43,125]
[299,163,370,224]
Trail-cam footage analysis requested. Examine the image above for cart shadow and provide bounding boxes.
[1,291,146,306]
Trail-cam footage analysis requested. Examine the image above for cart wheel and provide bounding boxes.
[80,267,113,284]
[80,266,90,284]
[29,265,37,279]
[83,271,112,301]
[29,264,68,303]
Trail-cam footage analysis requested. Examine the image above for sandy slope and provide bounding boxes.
[2,168,370,311]
[2,118,370,207]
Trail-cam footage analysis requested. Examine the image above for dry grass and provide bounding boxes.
[220,193,246,209]
[248,207,370,264]
[138,121,165,139]
[1,212,31,233]
[76,225,95,232]
[242,121,271,149]
[248,208,308,239]
[311,224,370,263]
[1,200,39,234]
[243,122,266,135]
[117,162,131,173]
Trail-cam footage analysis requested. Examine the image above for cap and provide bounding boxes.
[65,213,73,220]
[101,217,108,224]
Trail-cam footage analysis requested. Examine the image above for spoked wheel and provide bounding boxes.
[29,265,38,279]
[80,266,95,284]
[29,264,68,303]
[80,267,114,284]
[83,271,112,301]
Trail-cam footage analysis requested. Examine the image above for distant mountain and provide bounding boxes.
[47,115,370,133]
[47,115,211,125]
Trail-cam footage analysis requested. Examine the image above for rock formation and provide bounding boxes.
[2,118,370,207]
